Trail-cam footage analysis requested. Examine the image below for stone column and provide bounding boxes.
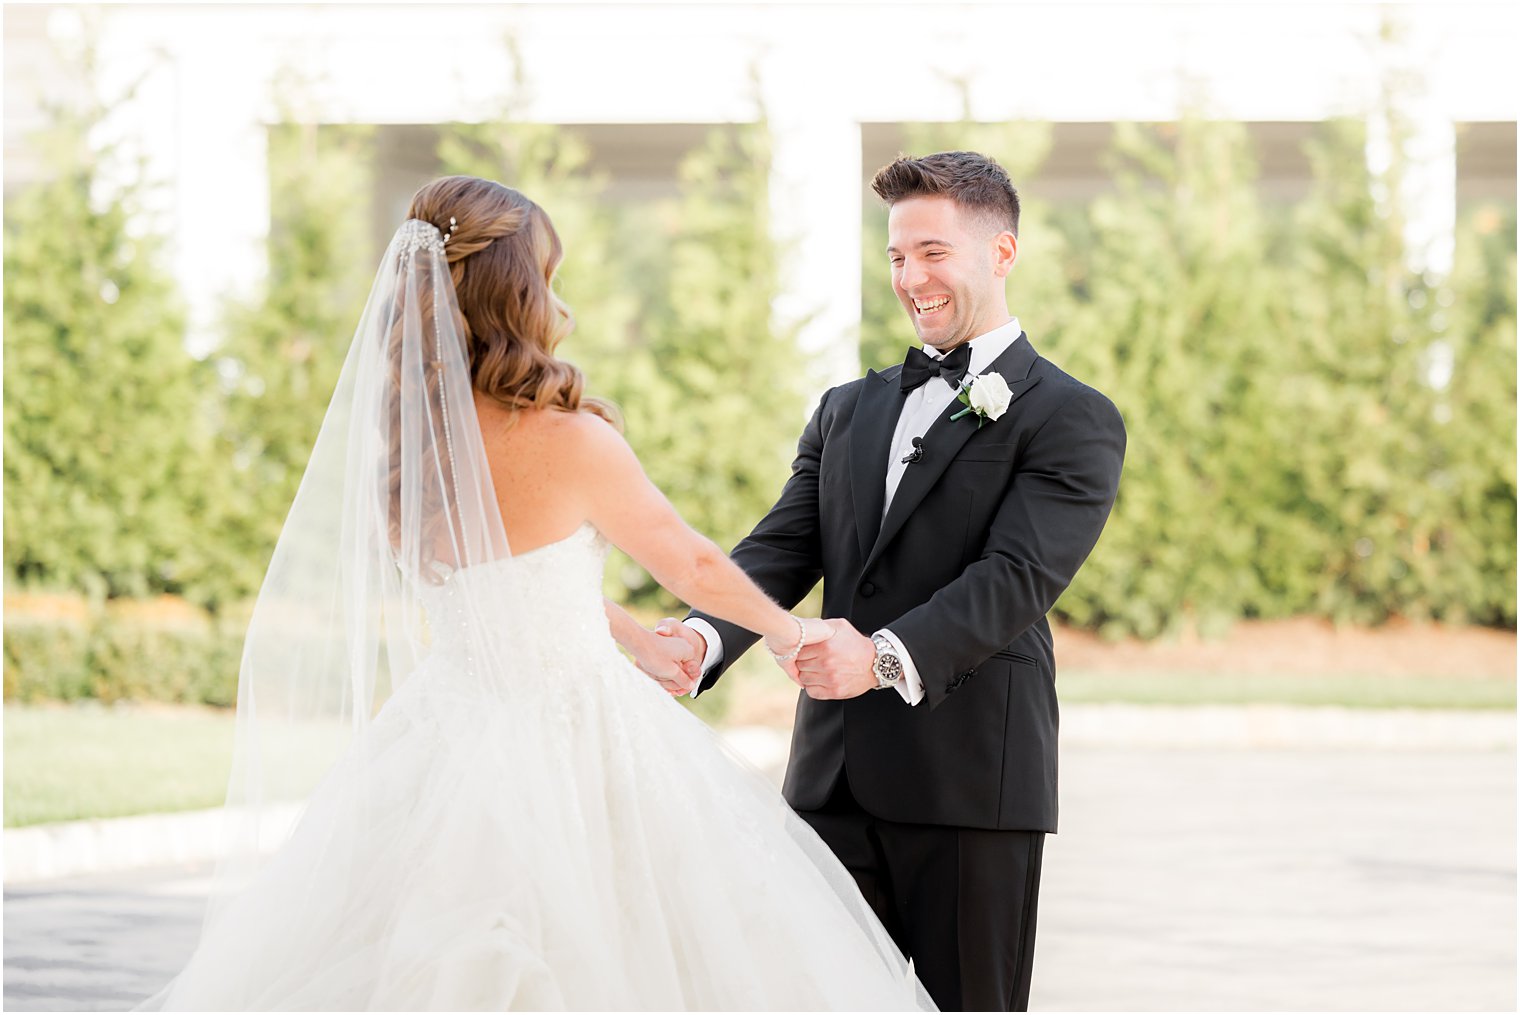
[167,44,271,358]
[95,12,271,360]
[762,61,863,394]
[1365,9,1457,281]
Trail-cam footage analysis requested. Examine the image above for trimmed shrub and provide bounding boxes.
[3,594,243,707]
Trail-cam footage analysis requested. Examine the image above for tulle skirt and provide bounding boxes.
[138,642,933,1011]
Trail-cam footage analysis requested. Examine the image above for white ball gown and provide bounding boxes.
[139,521,933,1011]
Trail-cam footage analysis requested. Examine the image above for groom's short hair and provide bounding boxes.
[871,151,1020,238]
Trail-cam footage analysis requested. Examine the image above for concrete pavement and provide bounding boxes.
[5,744,1515,1011]
[1036,747,1516,1011]
[4,864,207,1012]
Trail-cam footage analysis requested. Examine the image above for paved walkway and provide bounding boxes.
[1037,747,1515,1011]
[6,745,1515,1011]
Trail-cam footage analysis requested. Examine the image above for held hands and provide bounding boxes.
[634,620,705,696]
[637,614,850,696]
[792,618,879,700]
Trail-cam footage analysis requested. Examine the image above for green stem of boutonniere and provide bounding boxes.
[949,387,986,427]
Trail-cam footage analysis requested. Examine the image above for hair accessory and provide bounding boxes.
[442,216,457,246]
[397,219,445,257]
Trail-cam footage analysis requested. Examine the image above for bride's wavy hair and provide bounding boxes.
[407,175,618,424]
[384,176,619,567]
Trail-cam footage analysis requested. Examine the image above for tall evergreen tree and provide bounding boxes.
[4,50,210,602]
[616,121,805,606]
[205,109,376,607]
[1057,118,1280,637]
[1427,203,1517,625]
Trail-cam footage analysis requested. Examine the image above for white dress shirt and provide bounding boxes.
[687,317,1022,704]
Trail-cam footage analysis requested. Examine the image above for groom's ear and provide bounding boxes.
[992,230,1018,278]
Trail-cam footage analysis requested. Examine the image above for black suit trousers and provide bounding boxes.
[798,775,1045,1013]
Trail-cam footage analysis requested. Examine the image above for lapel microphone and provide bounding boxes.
[901,436,925,465]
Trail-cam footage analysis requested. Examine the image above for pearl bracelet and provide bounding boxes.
[768,616,806,662]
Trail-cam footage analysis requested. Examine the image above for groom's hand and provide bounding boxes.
[794,619,878,700]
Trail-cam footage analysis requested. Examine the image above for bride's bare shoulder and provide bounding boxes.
[473,403,637,543]
[476,400,631,472]
[550,408,635,468]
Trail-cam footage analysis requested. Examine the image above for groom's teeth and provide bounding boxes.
[914,297,949,313]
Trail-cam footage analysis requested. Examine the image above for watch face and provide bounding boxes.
[872,641,903,686]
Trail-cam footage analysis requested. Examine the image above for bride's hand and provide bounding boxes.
[766,616,833,683]
[800,617,834,646]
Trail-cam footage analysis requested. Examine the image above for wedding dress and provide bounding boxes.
[146,522,928,1010]
[137,217,932,1011]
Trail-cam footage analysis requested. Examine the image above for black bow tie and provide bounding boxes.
[900,343,972,393]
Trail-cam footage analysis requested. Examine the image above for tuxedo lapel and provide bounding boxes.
[864,334,1042,573]
[849,367,909,561]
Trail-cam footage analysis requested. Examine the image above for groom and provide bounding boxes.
[654,151,1125,1012]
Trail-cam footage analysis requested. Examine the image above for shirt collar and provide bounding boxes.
[925,317,1022,377]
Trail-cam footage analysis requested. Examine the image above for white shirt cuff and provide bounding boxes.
[682,619,724,698]
[874,628,925,705]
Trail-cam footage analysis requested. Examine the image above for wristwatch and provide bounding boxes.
[870,634,904,690]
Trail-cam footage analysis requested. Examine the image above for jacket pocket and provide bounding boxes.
[990,648,1038,667]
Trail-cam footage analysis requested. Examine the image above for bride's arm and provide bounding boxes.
[564,413,824,660]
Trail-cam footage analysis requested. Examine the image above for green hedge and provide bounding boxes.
[3,601,244,707]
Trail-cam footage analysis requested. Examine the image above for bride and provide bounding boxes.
[137,175,934,1011]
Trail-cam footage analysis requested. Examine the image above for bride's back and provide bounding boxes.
[473,393,596,556]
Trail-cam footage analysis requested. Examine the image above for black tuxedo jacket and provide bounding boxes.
[691,335,1125,832]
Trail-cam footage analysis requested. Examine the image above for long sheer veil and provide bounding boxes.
[160,216,527,973]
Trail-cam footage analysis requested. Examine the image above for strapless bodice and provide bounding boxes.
[416,521,622,674]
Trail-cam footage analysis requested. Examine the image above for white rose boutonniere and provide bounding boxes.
[951,372,1013,428]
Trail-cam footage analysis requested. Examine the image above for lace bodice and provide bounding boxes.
[417,521,621,673]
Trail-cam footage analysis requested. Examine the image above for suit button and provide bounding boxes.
[860,581,876,597]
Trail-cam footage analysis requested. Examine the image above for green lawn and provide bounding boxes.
[1057,670,1517,710]
[3,702,345,828]
[4,703,237,827]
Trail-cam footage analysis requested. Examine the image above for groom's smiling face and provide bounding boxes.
[886,195,1016,352]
